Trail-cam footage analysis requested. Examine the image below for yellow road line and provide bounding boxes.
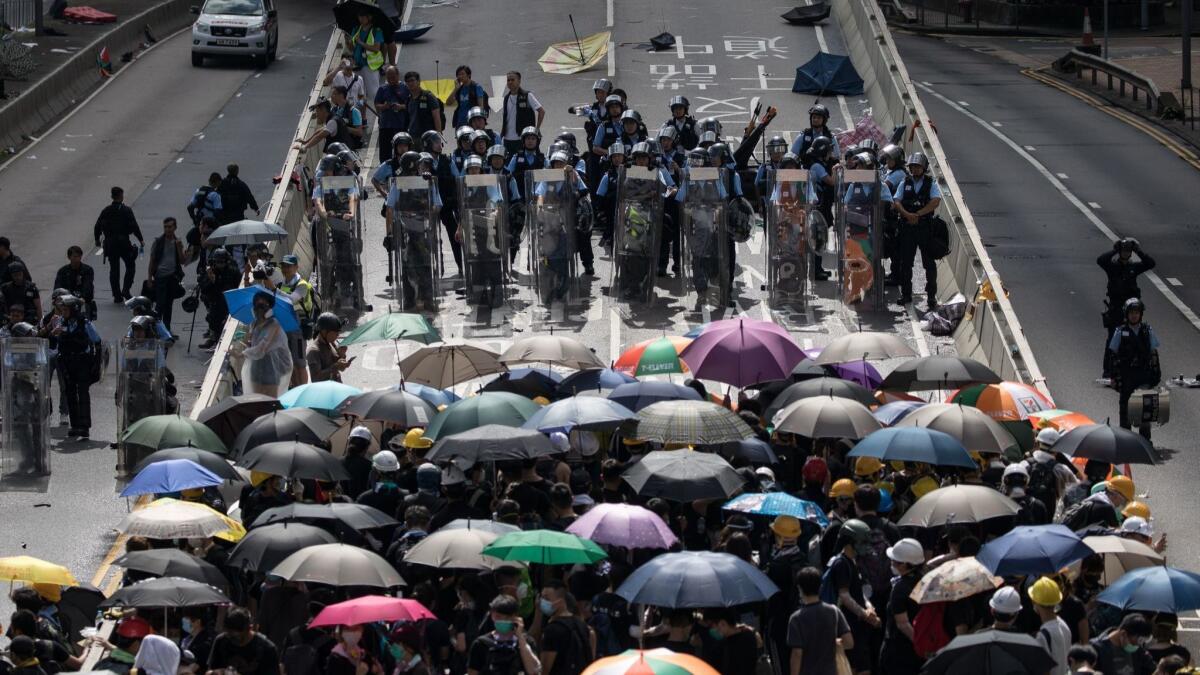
[89,495,151,592]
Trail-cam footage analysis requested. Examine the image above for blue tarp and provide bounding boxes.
[792,51,864,95]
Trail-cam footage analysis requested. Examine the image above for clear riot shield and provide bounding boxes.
[390,175,441,312]
[680,167,731,310]
[1,337,50,477]
[525,168,578,309]
[318,175,364,311]
[458,173,511,308]
[611,166,664,307]
[766,169,810,308]
[837,169,885,309]
[116,337,165,473]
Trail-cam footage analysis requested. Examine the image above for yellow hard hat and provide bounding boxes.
[180,488,205,499]
[1108,475,1135,502]
[622,436,645,446]
[403,428,433,450]
[911,476,939,500]
[1028,576,1063,607]
[770,515,802,540]
[250,470,274,487]
[854,457,883,477]
[889,460,906,472]
[1122,500,1151,519]
[532,396,551,406]
[829,478,856,498]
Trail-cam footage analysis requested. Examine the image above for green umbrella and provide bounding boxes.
[481,529,608,565]
[425,393,541,440]
[341,312,440,346]
[122,414,229,455]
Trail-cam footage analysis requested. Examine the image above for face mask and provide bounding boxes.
[342,630,362,646]
[708,627,723,641]
[538,598,555,616]
[1123,643,1140,654]
[181,618,193,635]
[890,564,903,576]
[515,582,529,600]
[389,644,406,662]
[494,620,514,634]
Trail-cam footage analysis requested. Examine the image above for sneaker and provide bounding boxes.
[583,266,595,276]
[76,429,89,439]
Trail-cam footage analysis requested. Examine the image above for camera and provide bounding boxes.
[251,261,276,280]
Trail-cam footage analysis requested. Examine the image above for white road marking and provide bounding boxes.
[197,133,206,141]
[1168,277,1183,287]
[175,157,184,163]
[490,75,507,112]
[907,305,932,357]
[608,307,621,366]
[1023,145,1036,151]
[957,100,970,106]
[218,113,225,119]
[1087,201,1101,209]
[607,42,616,77]
[809,11,853,131]
[254,72,262,79]
[916,81,1200,333]
[1056,172,1069,179]
[991,121,1002,127]
[236,92,242,98]
[152,183,161,190]
[606,0,613,27]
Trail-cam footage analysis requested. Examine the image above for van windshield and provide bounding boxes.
[203,0,263,16]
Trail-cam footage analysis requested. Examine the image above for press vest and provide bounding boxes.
[503,89,535,137]
[279,277,314,319]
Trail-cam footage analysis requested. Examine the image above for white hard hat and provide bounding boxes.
[441,465,467,486]
[989,587,1022,614]
[1002,462,1029,479]
[1036,427,1061,446]
[550,432,570,452]
[886,538,925,565]
[755,467,776,482]
[371,450,400,473]
[349,425,373,441]
[1120,515,1153,537]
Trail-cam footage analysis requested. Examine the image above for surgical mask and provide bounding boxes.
[181,618,194,635]
[1123,643,1140,654]
[538,598,555,616]
[515,582,529,600]
[388,644,406,662]
[494,620,514,634]
[342,630,362,646]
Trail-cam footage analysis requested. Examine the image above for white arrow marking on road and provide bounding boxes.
[490,76,507,112]
[1168,277,1183,287]
[1087,202,1101,209]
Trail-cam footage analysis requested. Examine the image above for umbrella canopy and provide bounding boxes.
[566,503,678,550]
[848,427,976,468]
[772,396,880,439]
[556,368,637,396]
[622,450,745,501]
[615,337,692,377]
[538,29,610,74]
[310,596,435,628]
[1096,566,1200,613]
[910,557,1002,604]
[403,528,517,571]
[715,438,779,465]
[204,219,287,247]
[873,400,928,426]
[223,287,299,332]
[236,441,350,481]
[271,544,404,588]
[923,630,1056,675]
[481,368,562,399]
[582,648,720,675]
[252,502,398,531]
[949,382,1054,421]
[791,52,864,95]
[633,400,753,445]
[424,393,541,440]
[1027,408,1095,433]
[790,358,831,381]
[616,551,779,608]
[1082,535,1165,584]
[399,341,506,389]
[133,448,240,482]
[899,485,1021,528]
[765,378,877,420]
[0,556,78,586]
[976,525,1094,576]
[113,549,230,592]
[121,459,224,497]
[679,318,806,387]
[814,331,916,364]
[279,381,363,415]
[881,355,1002,391]
[824,359,883,389]
[440,519,521,535]
[522,397,635,434]
[1051,423,1157,465]
[426,424,557,463]
[59,585,105,642]
[390,381,461,408]
[338,389,437,427]
[197,394,282,446]
[722,493,829,527]
[895,403,1019,455]
[482,529,608,565]
[227,523,338,572]
[122,414,229,455]
[331,0,393,35]
[607,381,702,412]
[232,408,340,456]
[118,499,244,540]
[100,577,230,609]
[500,335,605,370]
[340,312,440,346]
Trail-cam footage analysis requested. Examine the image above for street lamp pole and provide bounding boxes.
[1103,0,1110,59]
[1185,0,1193,90]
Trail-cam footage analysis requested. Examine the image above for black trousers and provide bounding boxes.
[107,248,138,298]
[64,370,91,430]
[577,229,594,269]
[441,205,463,273]
[153,275,180,334]
[896,221,938,299]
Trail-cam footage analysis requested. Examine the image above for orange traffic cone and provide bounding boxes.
[1082,8,1095,46]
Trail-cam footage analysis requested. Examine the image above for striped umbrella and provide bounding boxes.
[949,382,1054,421]
[632,400,753,445]
[614,336,692,377]
[582,649,720,675]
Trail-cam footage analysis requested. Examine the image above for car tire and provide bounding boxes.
[252,52,267,68]
[191,52,203,67]
[268,41,276,63]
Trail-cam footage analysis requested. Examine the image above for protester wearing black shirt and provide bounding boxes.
[466,595,540,675]
[881,539,924,675]
[207,607,281,675]
[217,164,260,224]
[701,608,759,675]
[536,580,591,675]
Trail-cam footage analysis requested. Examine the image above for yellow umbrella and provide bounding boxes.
[538,30,610,75]
[0,556,79,586]
[426,78,456,104]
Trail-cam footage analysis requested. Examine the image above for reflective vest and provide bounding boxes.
[279,276,315,320]
[900,176,934,223]
[353,26,384,71]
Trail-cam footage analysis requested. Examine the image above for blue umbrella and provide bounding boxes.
[976,525,1095,576]
[873,400,928,426]
[223,287,300,332]
[557,368,637,396]
[120,459,223,497]
[791,51,864,95]
[279,381,364,414]
[607,381,702,412]
[522,397,635,433]
[616,551,780,608]
[847,427,975,468]
[722,493,829,527]
[1097,566,1200,613]
[389,382,461,409]
[717,438,780,465]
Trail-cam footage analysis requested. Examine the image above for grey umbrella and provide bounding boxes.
[99,577,230,608]
[898,485,1021,528]
[616,551,779,607]
[499,335,605,370]
[425,424,558,464]
[398,341,506,389]
[402,528,520,571]
[814,332,917,364]
[772,396,881,439]
[235,441,350,481]
[896,403,1019,455]
[114,549,230,593]
[632,400,753,445]
[204,220,288,247]
[232,408,340,456]
[1051,423,1158,465]
[622,450,745,501]
[271,543,405,588]
[881,355,1002,391]
[764,377,876,421]
[226,522,339,572]
[251,503,398,530]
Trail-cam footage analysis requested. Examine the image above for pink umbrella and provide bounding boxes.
[309,595,435,627]
[566,503,678,550]
[679,318,806,388]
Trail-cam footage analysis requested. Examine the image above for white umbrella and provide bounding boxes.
[398,341,506,389]
[1082,535,1166,584]
[898,485,1020,528]
[403,527,522,571]
[118,500,233,539]
[772,395,881,439]
[271,544,405,588]
[500,335,605,370]
[204,219,287,246]
[814,331,917,365]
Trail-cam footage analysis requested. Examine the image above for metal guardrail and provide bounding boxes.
[0,0,41,32]
[1053,47,1182,118]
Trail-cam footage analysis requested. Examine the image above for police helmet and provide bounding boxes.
[50,287,70,300]
[125,295,154,314]
[326,142,351,156]
[766,135,788,154]
[555,131,578,150]
[391,131,414,149]
[318,153,342,175]
[808,103,830,120]
[697,130,718,148]
[807,137,832,161]
[707,143,730,165]
[130,314,157,332]
[630,142,652,159]
[336,150,361,171]
[209,248,233,265]
[7,261,26,276]
[517,126,540,142]
[8,322,36,338]
[698,117,722,136]
[657,125,678,142]
[398,151,422,175]
[592,78,613,94]
[880,143,904,167]
[1124,297,1145,314]
[853,152,875,169]
[607,142,627,158]
[463,155,484,172]
[421,130,442,151]
[470,130,491,146]
[417,152,434,168]
[549,151,571,166]
[843,143,860,162]
[687,148,708,165]
[59,294,82,309]
[455,126,473,143]
[486,145,507,162]
[645,138,662,156]
[780,152,801,169]
[548,141,569,157]
[467,106,488,123]
[858,139,880,156]
[905,152,929,169]
[604,94,624,110]
[669,95,690,110]
[620,109,641,125]
[315,311,343,332]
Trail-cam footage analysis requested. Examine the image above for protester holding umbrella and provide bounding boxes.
[231,292,293,396]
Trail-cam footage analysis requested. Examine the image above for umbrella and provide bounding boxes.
[538,29,610,74]
[923,630,1056,675]
[772,396,880,439]
[1051,423,1157,465]
[949,382,1054,421]
[824,359,883,389]
[118,499,245,540]
[765,378,877,420]
[122,414,229,455]
[898,485,1021,528]
[0,556,78,586]
[895,403,1019,455]
[399,341,506,389]
[252,502,398,530]
[403,528,517,570]
[197,394,282,446]
[814,332,916,365]
[679,318,806,387]
[522,397,636,433]
[722,493,829,527]
[614,337,692,377]
[556,368,637,396]
[272,544,404,588]
[482,368,562,399]
[716,438,779,465]
[100,577,230,608]
[1097,565,1200,613]
[59,585,105,642]
[331,0,394,36]
[121,459,224,497]
[279,381,363,415]
[872,400,928,426]
[426,424,557,463]
[881,355,1002,391]
[976,525,1095,576]
[1082,535,1165,584]
[223,287,299,333]
[482,530,608,565]
[607,381,702,412]
[791,52,864,95]
[338,389,437,427]
[780,3,831,24]
[424,393,541,440]
[1028,408,1095,433]
[236,441,350,481]
[632,400,753,445]
[622,450,745,501]
[616,551,779,607]
[582,648,720,675]
[340,312,440,346]
[848,427,976,468]
[227,522,338,572]
[232,408,339,456]
[440,519,521,535]
[203,219,287,247]
[500,335,605,370]
[113,549,230,592]
[790,358,831,380]
[566,503,678,550]
[389,381,461,409]
[909,557,1002,604]
[310,596,435,628]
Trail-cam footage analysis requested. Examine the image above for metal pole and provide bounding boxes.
[1140,0,1148,30]
[34,0,44,36]
[1184,0,1193,90]
[1103,0,1110,59]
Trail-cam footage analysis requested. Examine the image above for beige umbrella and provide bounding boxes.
[271,544,404,588]
[814,332,917,365]
[500,335,605,370]
[117,499,244,540]
[910,556,1003,604]
[398,341,506,389]
[403,527,523,571]
[896,403,1019,455]
[898,485,1020,528]
[1082,535,1165,584]
[773,396,881,439]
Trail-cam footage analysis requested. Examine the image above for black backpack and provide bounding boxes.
[548,617,590,675]
[188,186,214,224]
[479,634,523,675]
[1027,461,1058,510]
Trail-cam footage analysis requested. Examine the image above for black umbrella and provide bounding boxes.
[113,549,230,593]
[99,577,230,609]
[481,370,560,400]
[227,522,338,572]
[792,358,834,380]
[425,424,558,463]
[252,503,398,531]
[59,585,105,642]
[923,630,1056,675]
[332,0,394,36]
[132,446,241,481]
[716,438,779,465]
[198,394,282,446]
[763,377,876,421]
[236,441,351,481]
[880,355,1002,391]
[622,450,745,501]
[1051,423,1158,465]
[337,389,437,428]
[232,409,339,457]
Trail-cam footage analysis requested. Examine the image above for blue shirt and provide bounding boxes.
[480,170,521,201]
[452,82,489,127]
[192,187,222,219]
[789,130,840,159]
[842,182,893,204]
[806,163,832,202]
[893,176,943,201]
[1108,322,1160,352]
[532,171,587,197]
[675,170,740,202]
[375,83,410,129]
[883,168,906,193]
[126,322,170,341]
[386,179,442,210]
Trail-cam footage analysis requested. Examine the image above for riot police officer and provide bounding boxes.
[892,152,943,309]
[506,127,546,203]
[0,262,42,325]
[54,295,99,439]
[879,144,907,286]
[805,137,836,281]
[1098,238,1155,379]
[388,151,441,310]
[791,103,840,167]
[370,132,416,198]
[664,95,699,150]
[466,106,498,146]
[469,130,492,161]
[198,248,240,351]
[755,135,789,198]
[583,78,614,144]
[1109,298,1160,440]
[594,142,628,251]
[451,126,475,173]
[4,321,48,475]
[117,315,165,467]
[424,130,463,275]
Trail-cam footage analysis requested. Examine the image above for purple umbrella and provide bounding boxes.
[803,347,883,388]
[680,318,806,388]
[565,503,678,550]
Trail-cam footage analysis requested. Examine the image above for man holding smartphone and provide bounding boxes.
[306,312,352,382]
[375,65,410,163]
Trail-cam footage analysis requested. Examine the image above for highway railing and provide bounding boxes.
[1053,48,1182,119]
[834,0,1053,398]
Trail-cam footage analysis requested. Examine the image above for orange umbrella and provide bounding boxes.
[583,648,719,675]
[1028,409,1095,433]
[614,337,692,377]
[949,382,1054,421]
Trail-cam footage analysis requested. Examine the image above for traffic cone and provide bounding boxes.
[1081,8,1095,46]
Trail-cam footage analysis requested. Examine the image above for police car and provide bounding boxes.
[190,0,279,68]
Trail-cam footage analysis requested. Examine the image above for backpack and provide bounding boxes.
[911,602,951,658]
[480,634,523,675]
[549,617,590,675]
[282,643,321,675]
[818,554,843,605]
[1058,498,1107,532]
[855,525,893,606]
[335,107,363,150]
[188,186,214,223]
[1027,460,1057,509]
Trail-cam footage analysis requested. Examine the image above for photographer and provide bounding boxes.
[1098,238,1155,380]
[275,255,315,387]
[197,248,241,352]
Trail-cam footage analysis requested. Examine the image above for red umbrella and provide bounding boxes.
[309,595,435,627]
